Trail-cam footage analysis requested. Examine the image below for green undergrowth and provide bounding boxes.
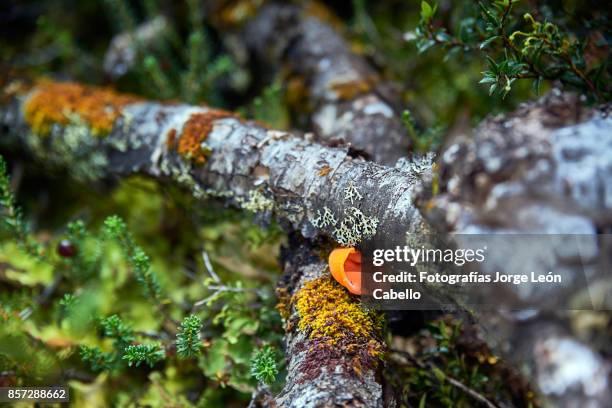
[351,0,609,150]
[0,155,286,406]
[385,317,537,408]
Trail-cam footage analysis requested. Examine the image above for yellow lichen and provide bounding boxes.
[176,109,235,165]
[24,81,141,136]
[294,276,382,345]
[276,287,291,321]
[329,78,375,101]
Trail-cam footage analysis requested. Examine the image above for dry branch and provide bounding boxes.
[274,239,385,407]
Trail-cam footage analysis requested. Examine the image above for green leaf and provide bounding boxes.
[176,314,204,359]
[421,2,432,18]
[419,394,427,408]
[480,35,500,49]
[479,75,497,84]
[420,1,436,21]
[433,366,446,382]
[532,76,543,95]
[434,30,451,42]
[123,343,165,367]
[250,346,278,385]
[417,39,436,53]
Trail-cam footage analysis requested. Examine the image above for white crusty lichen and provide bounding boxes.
[344,181,363,205]
[309,202,379,246]
[311,207,337,228]
[240,190,275,213]
[333,207,379,246]
[168,163,233,200]
[26,113,109,181]
[333,220,359,247]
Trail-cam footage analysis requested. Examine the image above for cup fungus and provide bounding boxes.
[329,247,362,295]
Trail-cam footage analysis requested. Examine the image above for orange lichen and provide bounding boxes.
[24,81,141,136]
[318,165,332,177]
[166,128,177,150]
[176,109,235,165]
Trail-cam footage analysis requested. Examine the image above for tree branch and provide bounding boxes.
[241,3,412,166]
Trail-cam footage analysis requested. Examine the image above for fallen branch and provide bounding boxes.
[0,80,427,249]
[416,90,612,407]
[241,3,412,165]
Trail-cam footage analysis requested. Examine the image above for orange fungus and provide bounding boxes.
[329,247,362,295]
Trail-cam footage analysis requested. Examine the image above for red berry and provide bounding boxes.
[57,239,76,258]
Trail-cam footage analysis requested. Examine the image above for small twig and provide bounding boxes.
[446,376,499,408]
[207,284,257,293]
[192,292,220,310]
[247,384,274,408]
[62,368,96,383]
[191,285,263,311]
[18,307,32,320]
[202,250,220,282]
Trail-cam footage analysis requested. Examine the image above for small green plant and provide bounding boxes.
[402,110,444,153]
[176,314,204,359]
[250,346,279,385]
[123,343,165,367]
[0,156,40,256]
[79,346,115,372]
[100,314,136,350]
[410,0,608,99]
[103,215,162,301]
[103,0,236,105]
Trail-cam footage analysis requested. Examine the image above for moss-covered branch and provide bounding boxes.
[275,240,385,407]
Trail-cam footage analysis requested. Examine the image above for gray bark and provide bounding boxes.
[0,84,426,248]
[242,3,411,166]
[416,90,612,408]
